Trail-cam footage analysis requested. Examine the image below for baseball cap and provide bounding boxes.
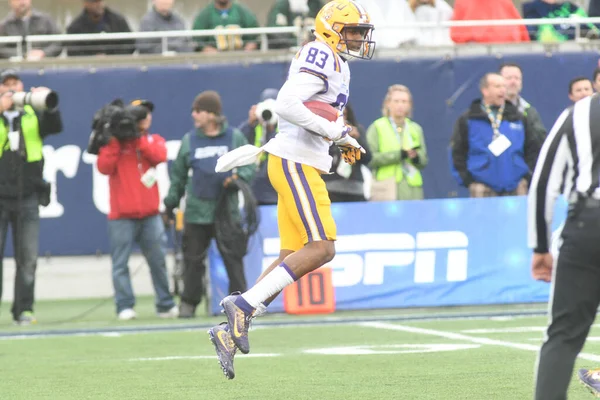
[130,99,154,112]
[0,69,20,83]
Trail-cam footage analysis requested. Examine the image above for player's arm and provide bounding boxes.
[274,70,345,141]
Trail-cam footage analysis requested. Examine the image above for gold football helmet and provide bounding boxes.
[314,0,376,60]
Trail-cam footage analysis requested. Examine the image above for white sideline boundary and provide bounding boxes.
[361,321,600,362]
[130,354,280,361]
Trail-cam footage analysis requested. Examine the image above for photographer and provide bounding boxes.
[0,69,62,325]
[164,90,255,318]
[323,103,371,202]
[238,88,279,206]
[96,99,178,321]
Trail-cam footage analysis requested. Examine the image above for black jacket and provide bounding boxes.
[66,7,134,56]
[0,108,62,199]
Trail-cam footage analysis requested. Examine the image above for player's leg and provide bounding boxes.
[254,194,302,309]
[256,249,294,309]
[207,170,302,378]
[221,156,336,353]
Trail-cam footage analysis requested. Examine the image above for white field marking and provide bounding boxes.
[361,321,600,362]
[303,344,480,355]
[528,337,600,342]
[464,323,600,334]
[462,327,546,334]
[489,316,515,321]
[130,353,280,362]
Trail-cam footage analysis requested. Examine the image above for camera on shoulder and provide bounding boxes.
[86,99,141,155]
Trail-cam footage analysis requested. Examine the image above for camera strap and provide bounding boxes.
[136,149,143,175]
[137,147,158,188]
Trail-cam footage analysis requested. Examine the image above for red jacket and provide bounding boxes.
[450,0,530,44]
[97,134,167,220]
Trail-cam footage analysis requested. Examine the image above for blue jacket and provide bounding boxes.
[450,99,541,193]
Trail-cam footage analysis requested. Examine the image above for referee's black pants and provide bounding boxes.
[180,223,247,308]
[535,204,600,400]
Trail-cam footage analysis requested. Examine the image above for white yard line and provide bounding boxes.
[462,327,546,334]
[361,321,600,362]
[463,324,600,334]
[130,353,280,361]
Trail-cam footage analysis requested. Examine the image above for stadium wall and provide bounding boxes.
[2,53,585,307]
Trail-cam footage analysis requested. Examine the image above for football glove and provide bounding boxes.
[334,128,365,165]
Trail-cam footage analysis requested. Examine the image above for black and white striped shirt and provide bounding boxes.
[528,94,600,253]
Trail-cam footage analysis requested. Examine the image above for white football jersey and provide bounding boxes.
[264,40,351,173]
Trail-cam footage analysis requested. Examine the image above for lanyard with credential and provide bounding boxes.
[484,103,504,140]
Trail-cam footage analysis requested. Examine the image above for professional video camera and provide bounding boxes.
[11,90,59,111]
[86,99,141,155]
[255,98,278,125]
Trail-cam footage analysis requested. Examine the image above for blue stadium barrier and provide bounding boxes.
[1,52,592,259]
[209,196,567,314]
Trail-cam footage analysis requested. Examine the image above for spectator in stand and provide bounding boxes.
[450,73,541,197]
[523,0,600,42]
[192,0,260,53]
[408,0,453,46]
[569,76,594,103]
[137,0,194,54]
[266,0,323,49]
[323,103,371,203]
[0,0,62,60]
[360,0,419,48]
[590,0,600,18]
[450,0,530,44]
[66,0,135,57]
[499,62,546,141]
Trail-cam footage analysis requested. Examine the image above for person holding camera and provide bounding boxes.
[238,88,279,206]
[0,69,62,325]
[367,84,428,201]
[96,99,178,321]
[164,90,255,318]
[323,103,371,202]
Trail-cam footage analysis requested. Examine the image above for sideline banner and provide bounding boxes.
[209,197,566,315]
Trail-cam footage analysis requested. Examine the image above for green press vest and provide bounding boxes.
[374,117,423,187]
[0,105,42,162]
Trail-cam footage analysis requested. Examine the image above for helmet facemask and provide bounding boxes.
[335,23,376,60]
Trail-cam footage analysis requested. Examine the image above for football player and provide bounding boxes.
[208,0,375,379]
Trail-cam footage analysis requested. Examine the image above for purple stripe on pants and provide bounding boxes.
[281,158,313,242]
[295,162,327,240]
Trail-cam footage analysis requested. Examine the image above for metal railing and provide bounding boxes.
[19,26,301,59]
[1,16,600,61]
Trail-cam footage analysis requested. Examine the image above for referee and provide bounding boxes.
[529,93,600,399]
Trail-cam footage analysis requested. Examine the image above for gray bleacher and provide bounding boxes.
[0,0,590,34]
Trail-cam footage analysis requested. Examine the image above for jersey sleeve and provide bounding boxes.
[292,42,340,95]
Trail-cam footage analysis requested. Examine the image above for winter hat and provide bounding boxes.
[193,90,222,115]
